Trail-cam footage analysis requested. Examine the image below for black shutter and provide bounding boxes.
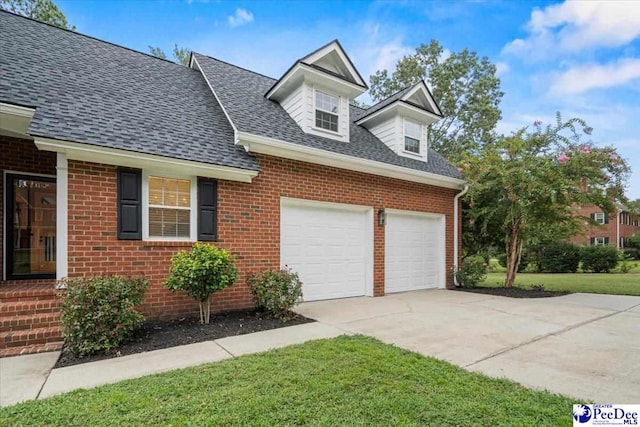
[604,213,609,224]
[590,213,595,221]
[590,237,595,246]
[117,168,142,240]
[604,237,610,245]
[197,178,217,241]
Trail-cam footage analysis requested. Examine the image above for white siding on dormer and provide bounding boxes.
[304,84,349,142]
[398,117,427,161]
[281,85,305,130]
[369,116,399,152]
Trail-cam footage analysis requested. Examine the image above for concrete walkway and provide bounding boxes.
[297,290,640,403]
[0,322,343,407]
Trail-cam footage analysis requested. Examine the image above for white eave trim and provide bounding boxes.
[237,131,465,189]
[34,136,258,183]
[0,102,36,118]
[355,101,442,126]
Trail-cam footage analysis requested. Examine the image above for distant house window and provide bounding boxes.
[593,212,606,224]
[591,237,608,246]
[404,120,421,154]
[315,91,339,132]
[148,176,192,238]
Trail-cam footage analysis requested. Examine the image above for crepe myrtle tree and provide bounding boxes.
[163,243,238,324]
[461,114,629,287]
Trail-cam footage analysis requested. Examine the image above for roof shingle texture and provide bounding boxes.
[194,53,461,179]
[0,11,258,171]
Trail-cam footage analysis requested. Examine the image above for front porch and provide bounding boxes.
[1,135,64,356]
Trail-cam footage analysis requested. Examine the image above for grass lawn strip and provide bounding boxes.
[482,272,640,296]
[1,335,574,426]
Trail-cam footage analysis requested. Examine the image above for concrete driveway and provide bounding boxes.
[296,290,640,403]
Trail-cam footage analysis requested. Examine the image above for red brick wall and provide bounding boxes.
[570,205,640,247]
[67,154,458,319]
[0,136,57,282]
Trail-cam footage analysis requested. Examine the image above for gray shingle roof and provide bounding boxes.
[194,53,461,180]
[0,11,258,171]
[359,86,414,118]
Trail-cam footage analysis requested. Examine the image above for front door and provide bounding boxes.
[5,174,56,280]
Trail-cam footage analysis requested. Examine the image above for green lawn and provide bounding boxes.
[482,271,640,296]
[0,336,574,426]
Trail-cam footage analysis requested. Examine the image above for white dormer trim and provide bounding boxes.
[301,40,367,88]
[403,81,442,116]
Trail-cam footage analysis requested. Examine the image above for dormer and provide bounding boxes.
[265,40,367,142]
[356,81,442,162]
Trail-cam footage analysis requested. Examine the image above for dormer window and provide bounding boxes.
[315,90,339,132]
[404,119,421,154]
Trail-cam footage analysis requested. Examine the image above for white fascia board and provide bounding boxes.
[34,136,258,183]
[0,102,36,118]
[237,131,465,189]
[303,41,366,87]
[267,63,366,100]
[355,101,441,127]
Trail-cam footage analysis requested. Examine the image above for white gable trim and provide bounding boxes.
[403,81,442,116]
[237,131,465,190]
[355,101,442,127]
[301,40,367,88]
[34,136,258,183]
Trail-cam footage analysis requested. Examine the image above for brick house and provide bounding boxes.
[0,11,467,355]
[569,204,640,248]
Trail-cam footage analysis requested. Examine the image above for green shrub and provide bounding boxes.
[497,252,529,272]
[247,266,303,320]
[454,256,487,288]
[486,258,506,273]
[58,276,148,356]
[581,245,620,273]
[539,242,581,273]
[164,243,238,324]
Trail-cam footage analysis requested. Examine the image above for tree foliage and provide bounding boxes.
[148,44,191,66]
[369,40,503,162]
[463,114,630,287]
[1,0,73,29]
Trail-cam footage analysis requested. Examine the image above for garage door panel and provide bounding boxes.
[385,211,444,294]
[281,200,371,301]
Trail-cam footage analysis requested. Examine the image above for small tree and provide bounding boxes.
[163,243,238,324]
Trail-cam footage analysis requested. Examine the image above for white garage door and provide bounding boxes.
[385,210,445,293]
[281,199,372,301]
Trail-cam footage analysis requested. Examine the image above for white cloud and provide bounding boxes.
[503,1,640,59]
[228,8,254,27]
[549,58,640,95]
[495,61,510,76]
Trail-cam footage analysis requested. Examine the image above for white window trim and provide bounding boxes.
[403,117,422,155]
[313,88,341,135]
[142,170,197,242]
[593,237,606,246]
[594,212,605,224]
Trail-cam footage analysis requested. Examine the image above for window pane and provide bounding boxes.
[9,176,57,277]
[316,110,338,132]
[149,176,190,208]
[149,207,190,238]
[405,120,421,139]
[405,136,420,153]
[315,91,338,113]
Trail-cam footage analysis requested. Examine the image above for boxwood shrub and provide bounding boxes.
[539,242,581,273]
[581,245,620,273]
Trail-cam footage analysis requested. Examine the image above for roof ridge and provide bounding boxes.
[0,9,187,68]
[193,52,277,82]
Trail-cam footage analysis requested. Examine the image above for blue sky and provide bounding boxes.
[57,0,640,199]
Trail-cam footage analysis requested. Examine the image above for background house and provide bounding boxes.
[570,203,640,248]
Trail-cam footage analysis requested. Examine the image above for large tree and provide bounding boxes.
[369,40,503,162]
[463,115,629,287]
[1,0,73,29]
[148,44,190,66]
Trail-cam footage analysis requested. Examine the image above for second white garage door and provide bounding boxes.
[280,198,373,301]
[385,210,445,293]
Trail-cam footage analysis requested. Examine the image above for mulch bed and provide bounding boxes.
[456,287,571,298]
[55,310,314,368]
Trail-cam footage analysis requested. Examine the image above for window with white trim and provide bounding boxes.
[404,119,421,154]
[315,90,339,132]
[592,237,607,246]
[148,176,191,238]
[594,212,605,224]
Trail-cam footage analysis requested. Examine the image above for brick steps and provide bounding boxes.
[1,326,63,349]
[0,283,64,357]
[0,313,61,332]
[0,341,64,358]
